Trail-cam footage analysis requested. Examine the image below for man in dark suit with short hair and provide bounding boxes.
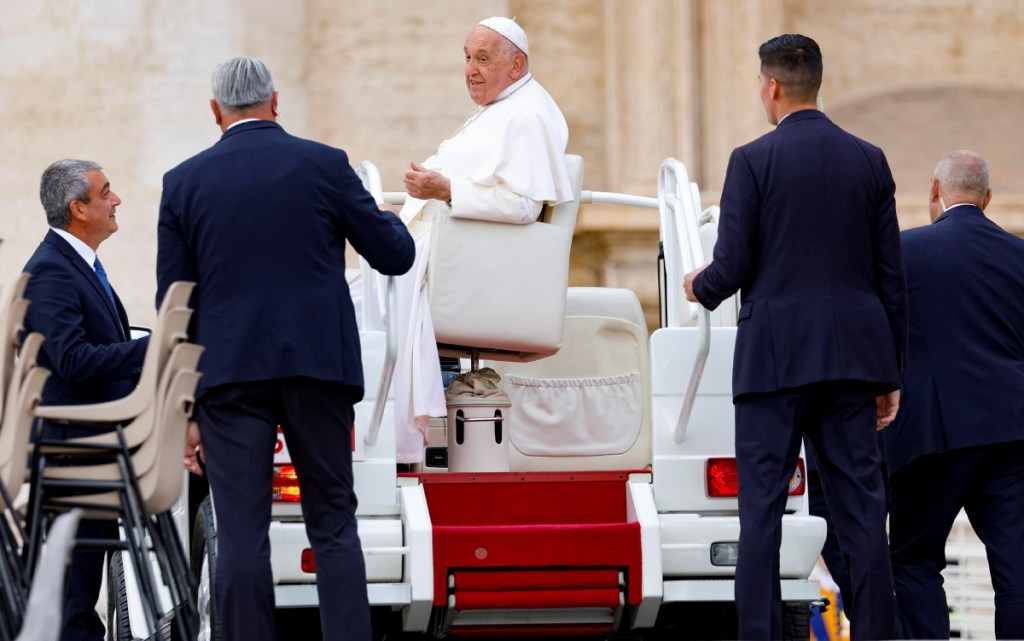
[886,150,1024,639]
[684,34,905,640]
[156,57,415,641]
[24,158,150,641]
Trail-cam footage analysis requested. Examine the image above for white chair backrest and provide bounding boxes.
[428,154,584,363]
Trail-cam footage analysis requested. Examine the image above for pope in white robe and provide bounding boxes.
[392,17,575,463]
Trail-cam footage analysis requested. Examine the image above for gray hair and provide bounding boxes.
[39,159,102,229]
[497,36,526,62]
[934,150,989,199]
[211,57,275,111]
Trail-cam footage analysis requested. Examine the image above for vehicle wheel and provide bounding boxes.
[783,602,811,641]
[106,551,136,641]
[192,496,222,641]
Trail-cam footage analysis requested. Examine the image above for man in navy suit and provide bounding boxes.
[886,150,1024,639]
[23,159,150,641]
[156,57,415,641]
[684,34,906,640]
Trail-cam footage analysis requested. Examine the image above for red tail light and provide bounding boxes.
[706,458,741,497]
[301,548,317,573]
[706,458,806,497]
[273,464,301,502]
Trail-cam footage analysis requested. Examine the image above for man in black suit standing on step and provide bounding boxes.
[684,34,906,640]
[157,57,415,641]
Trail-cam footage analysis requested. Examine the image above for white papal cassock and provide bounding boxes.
[392,72,573,463]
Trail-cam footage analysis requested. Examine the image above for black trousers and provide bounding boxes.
[734,381,896,641]
[889,441,1024,639]
[197,378,370,641]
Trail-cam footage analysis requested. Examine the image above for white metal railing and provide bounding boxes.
[659,158,710,443]
[355,161,398,448]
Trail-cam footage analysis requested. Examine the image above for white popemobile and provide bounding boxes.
[109,156,826,640]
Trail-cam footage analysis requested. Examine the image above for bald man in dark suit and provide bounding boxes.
[886,150,1024,639]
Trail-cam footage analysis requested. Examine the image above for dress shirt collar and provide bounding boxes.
[51,227,97,270]
[227,117,261,130]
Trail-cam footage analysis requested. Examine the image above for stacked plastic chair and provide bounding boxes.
[0,273,45,641]
[21,280,201,641]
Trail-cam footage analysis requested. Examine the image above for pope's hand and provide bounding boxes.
[404,162,452,202]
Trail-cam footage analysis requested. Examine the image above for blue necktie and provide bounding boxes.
[93,256,117,310]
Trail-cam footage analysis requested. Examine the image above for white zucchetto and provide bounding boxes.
[477,16,529,56]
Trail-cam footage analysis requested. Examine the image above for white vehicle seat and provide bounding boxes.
[427,155,584,363]
[491,287,651,472]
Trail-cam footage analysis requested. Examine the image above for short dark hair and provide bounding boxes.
[758,34,822,103]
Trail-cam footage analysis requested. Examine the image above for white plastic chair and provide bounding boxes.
[427,155,584,366]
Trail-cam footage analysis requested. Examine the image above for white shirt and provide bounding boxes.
[52,227,98,270]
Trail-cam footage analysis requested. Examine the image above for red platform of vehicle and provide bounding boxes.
[417,472,644,609]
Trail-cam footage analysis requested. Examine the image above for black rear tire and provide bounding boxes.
[783,602,811,640]
[106,551,136,641]
[191,496,222,641]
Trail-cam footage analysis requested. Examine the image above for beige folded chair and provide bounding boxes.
[0,333,48,502]
[37,342,203,457]
[0,273,31,418]
[25,357,202,640]
[427,155,584,365]
[33,280,194,426]
[0,334,48,639]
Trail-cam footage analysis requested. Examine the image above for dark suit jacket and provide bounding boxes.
[884,205,1024,474]
[156,120,415,398]
[22,230,149,405]
[694,109,907,397]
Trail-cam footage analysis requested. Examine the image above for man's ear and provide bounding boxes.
[510,52,526,80]
[68,200,85,224]
[210,99,222,126]
[981,188,993,210]
[271,91,279,118]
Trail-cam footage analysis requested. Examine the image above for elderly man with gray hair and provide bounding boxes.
[157,57,414,641]
[23,159,149,641]
[886,150,1024,639]
[393,17,575,464]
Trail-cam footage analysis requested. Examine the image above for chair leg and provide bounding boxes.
[153,510,198,638]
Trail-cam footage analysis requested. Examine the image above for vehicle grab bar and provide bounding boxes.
[658,158,710,443]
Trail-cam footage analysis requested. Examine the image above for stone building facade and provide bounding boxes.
[2,0,1022,331]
